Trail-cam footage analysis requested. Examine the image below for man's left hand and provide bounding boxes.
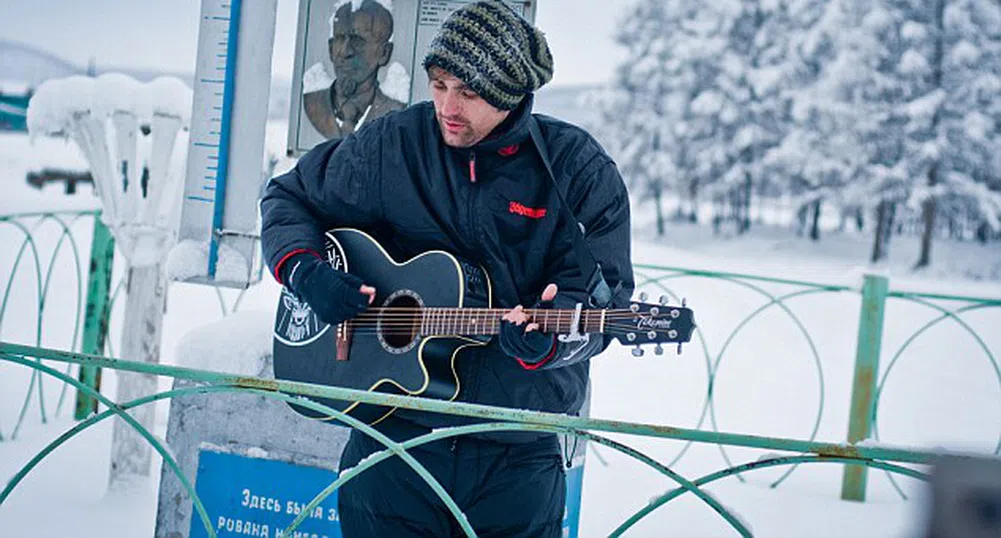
[499,283,558,363]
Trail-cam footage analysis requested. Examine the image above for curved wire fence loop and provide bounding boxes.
[704,286,830,487]
[0,349,754,538]
[35,213,87,417]
[634,268,832,487]
[1,211,97,440]
[1,218,46,439]
[871,297,1001,500]
[0,352,218,538]
[2,342,964,538]
[615,454,931,536]
[632,270,715,468]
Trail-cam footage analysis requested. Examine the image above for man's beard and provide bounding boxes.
[339,78,358,97]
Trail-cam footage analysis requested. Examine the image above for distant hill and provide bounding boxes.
[0,39,198,88]
[0,40,82,89]
[0,40,291,118]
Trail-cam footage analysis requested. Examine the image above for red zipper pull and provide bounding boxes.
[469,151,477,183]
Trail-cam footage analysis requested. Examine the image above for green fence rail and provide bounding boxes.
[2,209,1001,534]
[631,263,1001,502]
[0,342,958,538]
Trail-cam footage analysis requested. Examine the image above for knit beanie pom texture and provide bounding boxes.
[422,0,554,110]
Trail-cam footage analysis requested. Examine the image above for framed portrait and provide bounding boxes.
[286,0,536,156]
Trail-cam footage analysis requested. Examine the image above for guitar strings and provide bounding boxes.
[330,321,686,335]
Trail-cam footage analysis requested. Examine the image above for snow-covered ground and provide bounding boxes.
[2,124,1000,537]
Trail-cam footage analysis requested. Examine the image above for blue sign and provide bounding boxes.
[564,465,584,538]
[191,447,585,538]
[190,448,342,538]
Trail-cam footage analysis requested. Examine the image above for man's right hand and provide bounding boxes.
[281,252,375,325]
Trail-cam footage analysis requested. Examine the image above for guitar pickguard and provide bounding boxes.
[457,259,491,310]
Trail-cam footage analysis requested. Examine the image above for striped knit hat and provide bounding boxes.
[422,0,554,110]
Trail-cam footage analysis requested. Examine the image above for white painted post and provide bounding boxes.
[110,264,167,479]
[27,73,192,489]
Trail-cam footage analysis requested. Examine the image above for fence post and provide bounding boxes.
[75,216,114,420]
[841,273,889,501]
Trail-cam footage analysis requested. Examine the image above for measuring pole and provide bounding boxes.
[179,0,277,288]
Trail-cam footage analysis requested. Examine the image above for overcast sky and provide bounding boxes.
[0,0,631,88]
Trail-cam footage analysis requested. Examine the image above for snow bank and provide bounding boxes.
[166,239,251,284]
[173,309,273,376]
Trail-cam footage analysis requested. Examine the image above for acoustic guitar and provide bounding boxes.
[273,228,696,424]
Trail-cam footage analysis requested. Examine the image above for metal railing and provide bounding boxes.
[0,210,111,438]
[632,263,1001,501]
[0,342,949,538]
[2,209,1000,535]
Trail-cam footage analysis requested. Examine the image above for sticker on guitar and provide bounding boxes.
[275,290,330,346]
[273,236,349,346]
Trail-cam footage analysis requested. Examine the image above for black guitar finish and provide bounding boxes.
[273,228,491,424]
[273,228,697,425]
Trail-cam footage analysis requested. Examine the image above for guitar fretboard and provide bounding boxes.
[417,308,605,337]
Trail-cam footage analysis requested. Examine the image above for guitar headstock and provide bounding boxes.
[607,293,697,356]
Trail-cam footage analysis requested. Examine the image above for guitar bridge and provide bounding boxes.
[335,322,352,361]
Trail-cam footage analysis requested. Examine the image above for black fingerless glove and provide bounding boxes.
[498,293,557,364]
[499,320,556,363]
[280,252,369,325]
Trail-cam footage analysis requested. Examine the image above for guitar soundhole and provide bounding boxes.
[378,290,422,354]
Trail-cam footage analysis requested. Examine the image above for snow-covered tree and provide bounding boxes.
[909,0,1001,266]
[759,0,866,240]
[591,0,740,234]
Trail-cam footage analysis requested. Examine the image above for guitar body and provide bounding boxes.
[273,228,492,424]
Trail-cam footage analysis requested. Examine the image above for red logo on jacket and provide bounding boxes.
[509,201,547,219]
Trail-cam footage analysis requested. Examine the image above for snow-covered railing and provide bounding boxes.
[0,342,952,538]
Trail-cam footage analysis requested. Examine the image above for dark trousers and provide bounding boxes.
[337,428,566,538]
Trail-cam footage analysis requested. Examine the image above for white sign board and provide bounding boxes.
[175,0,278,288]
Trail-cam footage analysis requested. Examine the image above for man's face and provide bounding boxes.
[328,4,392,88]
[429,68,510,148]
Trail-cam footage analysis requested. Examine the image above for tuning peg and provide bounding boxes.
[647,330,657,340]
[632,346,644,357]
[668,329,678,339]
[677,343,683,355]
[659,295,668,306]
[649,306,660,316]
[629,303,639,313]
[682,297,687,308]
[626,332,636,342]
[638,292,648,302]
[654,344,664,355]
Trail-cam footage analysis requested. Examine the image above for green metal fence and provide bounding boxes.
[632,263,1001,502]
[2,209,1000,535]
[0,342,950,538]
[0,210,114,439]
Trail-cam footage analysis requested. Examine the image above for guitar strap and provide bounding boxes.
[528,116,616,308]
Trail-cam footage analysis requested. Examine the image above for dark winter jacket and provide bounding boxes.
[261,95,634,440]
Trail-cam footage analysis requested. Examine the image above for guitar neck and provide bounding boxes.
[416,308,604,337]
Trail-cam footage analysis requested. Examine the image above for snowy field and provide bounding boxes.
[2,124,1001,537]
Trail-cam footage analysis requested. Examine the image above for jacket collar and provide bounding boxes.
[474,94,534,153]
